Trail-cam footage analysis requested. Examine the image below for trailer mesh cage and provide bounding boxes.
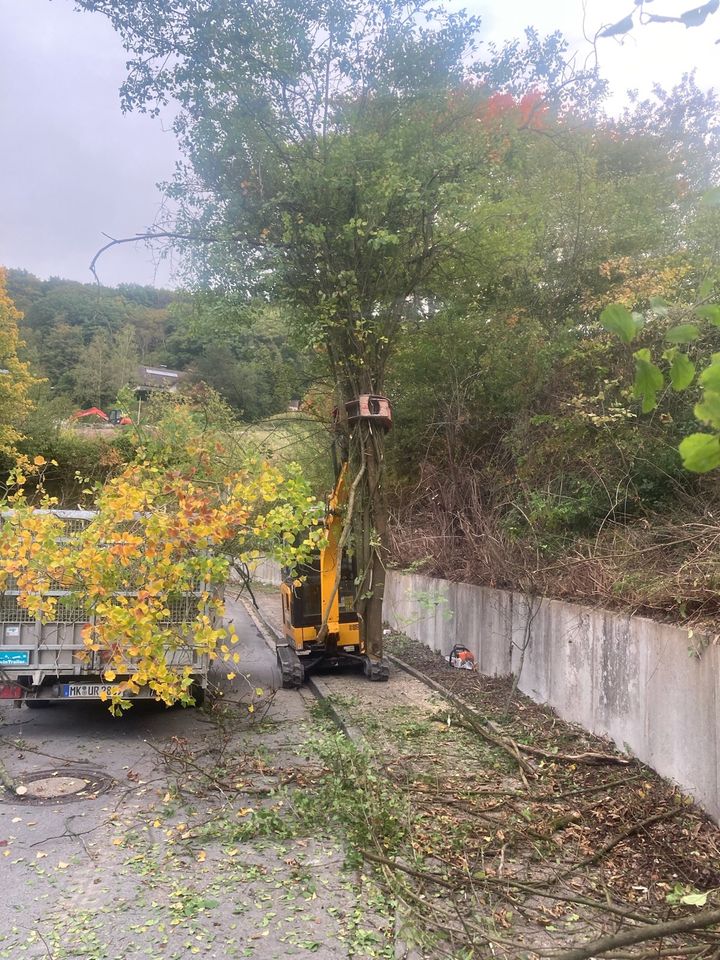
[0,596,36,623]
[164,594,203,625]
[0,509,95,536]
[0,509,218,690]
[53,599,92,623]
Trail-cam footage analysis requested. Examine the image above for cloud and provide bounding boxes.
[0,0,179,287]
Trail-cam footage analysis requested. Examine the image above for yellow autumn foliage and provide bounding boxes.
[0,268,39,455]
[0,416,325,713]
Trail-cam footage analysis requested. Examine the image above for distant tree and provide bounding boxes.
[166,297,305,419]
[0,269,39,455]
[108,325,139,398]
[32,321,85,393]
[69,326,139,408]
[4,268,46,316]
[5,270,176,399]
[619,74,720,192]
[117,283,174,309]
[71,333,110,408]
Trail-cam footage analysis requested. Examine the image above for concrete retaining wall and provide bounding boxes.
[249,558,282,585]
[248,558,720,821]
[384,571,720,823]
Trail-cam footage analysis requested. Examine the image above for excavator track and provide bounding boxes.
[362,656,390,682]
[276,643,305,689]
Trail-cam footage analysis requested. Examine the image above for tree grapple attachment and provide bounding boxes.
[341,394,393,432]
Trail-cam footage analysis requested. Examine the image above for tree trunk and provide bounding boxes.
[353,418,387,660]
[332,324,390,662]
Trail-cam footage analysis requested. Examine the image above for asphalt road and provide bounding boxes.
[0,597,384,960]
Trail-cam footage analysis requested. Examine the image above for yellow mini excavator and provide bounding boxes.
[276,395,392,688]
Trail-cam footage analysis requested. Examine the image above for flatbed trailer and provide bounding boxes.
[0,510,214,706]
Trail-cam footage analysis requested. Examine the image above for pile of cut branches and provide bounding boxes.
[327,633,720,959]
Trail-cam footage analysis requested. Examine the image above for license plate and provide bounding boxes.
[62,683,134,699]
[0,650,29,665]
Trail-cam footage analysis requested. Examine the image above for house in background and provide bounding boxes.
[134,365,185,401]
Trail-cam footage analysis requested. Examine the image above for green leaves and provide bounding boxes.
[699,358,720,390]
[663,349,695,391]
[695,305,720,325]
[666,883,710,907]
[694,391,720,429]
[632,349,664,412]
[680,891,709,907]
[679,433,720,473]
[600,304,638,343]
[649,296,671,317]
[665,324,699,344]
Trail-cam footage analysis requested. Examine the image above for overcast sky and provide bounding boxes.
[1,0,718,289]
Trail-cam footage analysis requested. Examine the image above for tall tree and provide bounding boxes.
[73,0,505,660]
[72,332,110,408]
[74,0,609,659]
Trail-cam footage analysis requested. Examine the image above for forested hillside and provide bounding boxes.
[5,270,301,420]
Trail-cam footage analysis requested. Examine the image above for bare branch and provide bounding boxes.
[542,907,720,960]
[89,230,218,285]
[88,230,273,285]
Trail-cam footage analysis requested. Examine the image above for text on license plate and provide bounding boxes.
[62,683,131,698]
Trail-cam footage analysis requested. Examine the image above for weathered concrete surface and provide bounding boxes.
[384,571,720,824]
[250,559,282,587]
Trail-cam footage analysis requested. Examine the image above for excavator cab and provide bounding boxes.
[281,555,359,641]
[278,526,376,687]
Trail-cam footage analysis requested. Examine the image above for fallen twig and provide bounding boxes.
[478,874,655,925]
[515,742,630,767]
[547,772,644,802]
[603,947,711,959]
[361,847,457,890]
[540,907,720,960]
[485,720,629,766]
[37,928,55,960]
